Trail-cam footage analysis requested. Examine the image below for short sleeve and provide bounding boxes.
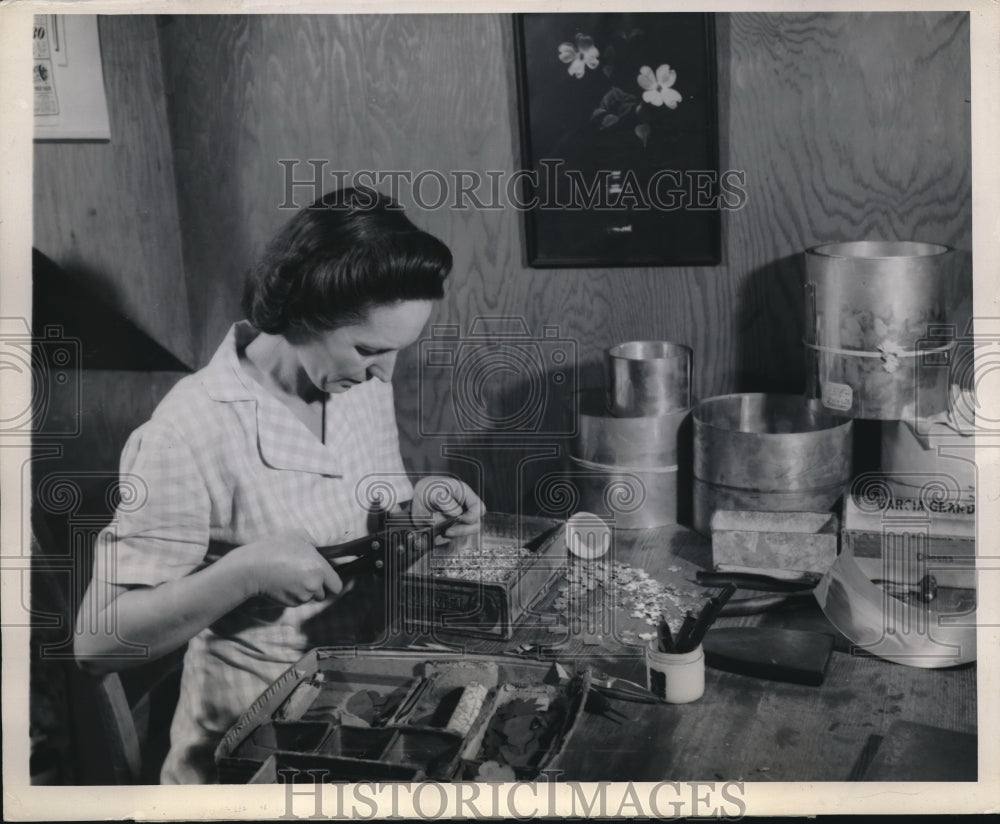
[95,421,212,588]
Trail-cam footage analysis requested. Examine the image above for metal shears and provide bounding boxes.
[203,512,462,578]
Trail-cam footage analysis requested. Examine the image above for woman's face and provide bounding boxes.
[292,299,435,393]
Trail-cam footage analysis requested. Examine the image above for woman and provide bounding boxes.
[74,188,484,783]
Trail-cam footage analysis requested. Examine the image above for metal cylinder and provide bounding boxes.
[804,241,957,419]
[576,391,689,468]
[880,420,975,506]
[693,393,853,534]
[607,341,691,416]
[569,455,678,529]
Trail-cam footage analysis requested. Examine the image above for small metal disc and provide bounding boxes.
[565,512,612,560]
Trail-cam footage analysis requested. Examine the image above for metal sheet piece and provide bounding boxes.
[813,547,976,668]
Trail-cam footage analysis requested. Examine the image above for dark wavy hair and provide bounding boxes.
[243,187,452,336]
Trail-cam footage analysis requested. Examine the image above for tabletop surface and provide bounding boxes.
[327,523,977,783]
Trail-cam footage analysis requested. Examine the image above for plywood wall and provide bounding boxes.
[30,18,193,782]
[34,15,194,369]
[33,14,192,495]
[156,12,971,511]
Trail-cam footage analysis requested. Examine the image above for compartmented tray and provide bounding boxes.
[401,512,567,639]
[216,648,592,783]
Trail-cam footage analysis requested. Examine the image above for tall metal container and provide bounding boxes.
[568,456,680,529]
[569,386,690,530]
[693,393,853,535]
[607,341,691,416]
[569,378,691,529]
[804,241,956,420]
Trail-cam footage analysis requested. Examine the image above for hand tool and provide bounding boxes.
[718,591,815,616]
[696,566,821,617]
[587,670,660,704]
[695,567,822,592]
[682,583,738,651]
[378,676,431,726]
[672,610,698,654]
[705,566,939,615]
[542,663,659,704]
[656,615,674,653]
[202,510,463,578]
[584,690,630,725]
[872,573,938,603]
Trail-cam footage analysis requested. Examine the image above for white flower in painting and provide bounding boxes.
[558,34,600,78]
[637,64,682,108]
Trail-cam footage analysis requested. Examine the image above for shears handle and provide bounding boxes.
[696,567,822,592]
[205,513,463,579]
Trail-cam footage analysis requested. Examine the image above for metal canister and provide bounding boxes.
[576,391,689,468]
[607,341,691,416]
[692,393,853,535]
[568,455,679,530]
[570,390,690,528]
[880,420,975,506]
[804,241,958,419]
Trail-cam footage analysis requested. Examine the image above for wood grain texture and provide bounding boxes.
[35,371,187,487]
[727,12,971,392]
[375,524,976,781]
[157,12,971,511]
[157,15,259,364]
[33,15,194,368]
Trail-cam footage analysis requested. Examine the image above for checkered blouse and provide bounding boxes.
[94,322,413,783]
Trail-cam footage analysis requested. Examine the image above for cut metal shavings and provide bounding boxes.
[429,543,532,582]
[546,557,702,645]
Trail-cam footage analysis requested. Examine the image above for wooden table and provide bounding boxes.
[366,524,978,782]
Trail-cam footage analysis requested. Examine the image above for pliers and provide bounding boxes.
[584,690,630,724]
[588,669,661,704]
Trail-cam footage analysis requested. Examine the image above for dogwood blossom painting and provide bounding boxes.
[514,13,720,267]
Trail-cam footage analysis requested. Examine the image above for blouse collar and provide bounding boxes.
[199,322,346,475]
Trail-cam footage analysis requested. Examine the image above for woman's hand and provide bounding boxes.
[411,476,485,539]
[230,530,346,606]
[75,529,349,676]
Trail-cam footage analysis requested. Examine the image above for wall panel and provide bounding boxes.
[159,12,971,511]
[34,15,193,368]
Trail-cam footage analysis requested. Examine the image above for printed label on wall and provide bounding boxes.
[33,14,110,140]
[33,17,59,116]
[822,381,853,412]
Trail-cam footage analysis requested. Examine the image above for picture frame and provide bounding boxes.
[513,13,721,268]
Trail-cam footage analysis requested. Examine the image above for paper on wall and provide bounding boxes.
[33,15,111,141]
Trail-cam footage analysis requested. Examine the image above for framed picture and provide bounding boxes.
[514,13,721,267]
